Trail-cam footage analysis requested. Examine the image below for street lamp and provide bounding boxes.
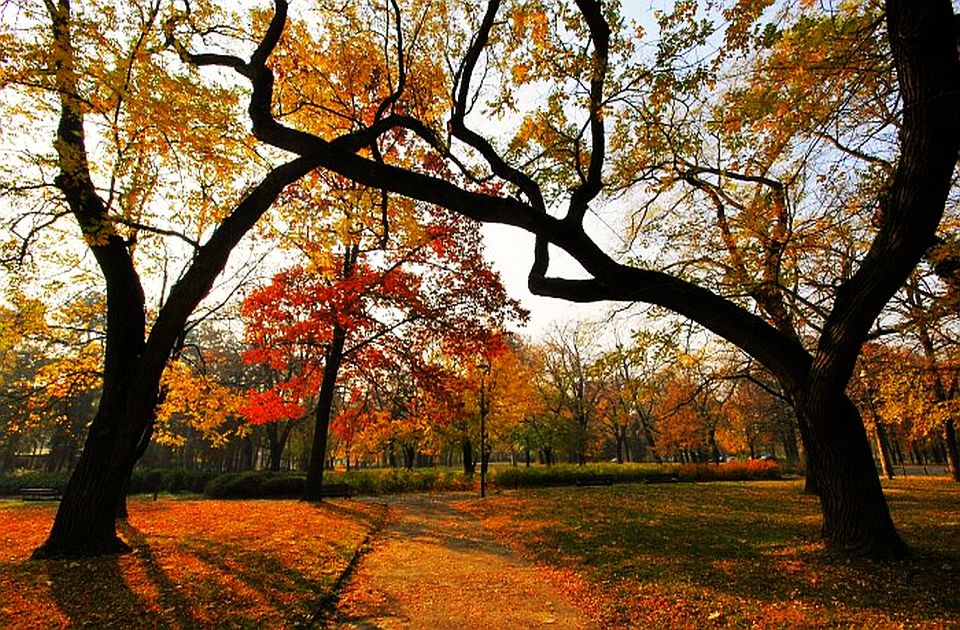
[478,358,491,498]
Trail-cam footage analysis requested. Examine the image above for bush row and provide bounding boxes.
[489,462,679,488]
[203,468,476,498]
[0,468,217,496]
[129,468,219,494]
[203,461,782,498]
[489,460,782,488]
[1,460,782,499]
[0,470,70,495]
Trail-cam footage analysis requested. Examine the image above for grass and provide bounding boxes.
[0,497,385,628]
[459,477,960,628]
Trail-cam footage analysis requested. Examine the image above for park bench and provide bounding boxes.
[642,473,680,484]
[575,475,615,487]
[319,483,354,498]
[20,486,62,501]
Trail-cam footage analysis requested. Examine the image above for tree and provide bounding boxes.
[154,358,245,469]
[0,0,330,556]
[537,323,605,465]
[196,0,957,557]
[239,197,523,496]
[891,265,960,481]
[593,329,680,463]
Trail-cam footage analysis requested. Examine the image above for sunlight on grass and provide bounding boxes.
[0,497,384,628]
[460,478,960,628]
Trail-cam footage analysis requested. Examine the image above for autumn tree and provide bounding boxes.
[0,288,55,470]
[24,294,104,473]
[195,0,959,557]
[240,191,523,496]
[720,364,800,464]
[0,0,340,556]
[593,328,681,463]
[536,323,605,465]
[888,266,960,481]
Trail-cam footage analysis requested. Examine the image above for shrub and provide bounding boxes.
[490,463,682,489]
[678,459,781,482]
[128,468,217,495]
[259,475,304,497]
[489,460,781,488]
[0,470,70,495]
[325,468,475,495]
[205,472,270,498]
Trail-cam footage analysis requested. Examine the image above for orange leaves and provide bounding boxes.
[0,497,384,627]
[239,388,306,426]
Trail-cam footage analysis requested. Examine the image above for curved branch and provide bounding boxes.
[567,0,610,225]
[450,0,547,213]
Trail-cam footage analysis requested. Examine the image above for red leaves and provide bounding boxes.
[238,388,306,425]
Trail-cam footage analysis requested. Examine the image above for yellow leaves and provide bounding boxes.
[512,8,550,47]
[156,360,244,448]
[512,61,531,84]
[32,342,101,402]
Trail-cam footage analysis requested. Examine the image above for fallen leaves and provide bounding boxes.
[460,478,960,628]
[0,497,384,628]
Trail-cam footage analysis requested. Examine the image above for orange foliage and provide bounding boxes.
[0,498,383,628]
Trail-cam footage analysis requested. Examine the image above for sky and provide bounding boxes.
[480,223,617,341]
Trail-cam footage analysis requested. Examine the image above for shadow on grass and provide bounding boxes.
[475,481,960,624]
[45,522,198,628]
[118,521,201,628]
[187,540,325,625]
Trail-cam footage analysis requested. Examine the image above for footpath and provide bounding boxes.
[330,492,596,629]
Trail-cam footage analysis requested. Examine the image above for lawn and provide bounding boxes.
[459,477,960,628]
[0,497,384,628]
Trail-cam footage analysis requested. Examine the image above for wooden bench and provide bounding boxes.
[642,473,680,484]
[20,486,62,501]
[319,483,353,498]
[575,475,614,487]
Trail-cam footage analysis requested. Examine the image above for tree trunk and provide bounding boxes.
[614,429,624,464]
[266,422,293,473]
[944,419,960,482]
[782,418,800,465]
[240,434,255,471]
[801,390,907,558]
[303,325,347,501]
[639,417,660,464]
[874,420,895,480]
[268,437,283,472]
[462,437,475,475]
[708,426,721,465]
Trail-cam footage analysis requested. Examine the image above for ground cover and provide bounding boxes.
[0,497,384,628]
[459,478,960,628]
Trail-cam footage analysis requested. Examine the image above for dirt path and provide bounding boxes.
[332,492,596,629]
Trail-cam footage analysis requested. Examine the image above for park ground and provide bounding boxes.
[0,477,957,628]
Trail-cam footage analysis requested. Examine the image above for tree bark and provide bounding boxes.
[944,419,960,482]
[874,420,895,480]
[303,324,347,501]
[798,388,907,557]
[462,438,475,474]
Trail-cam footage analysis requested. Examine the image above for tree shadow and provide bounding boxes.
[482,483,960,625]
[118,520,201,628]
[43,520,201,628]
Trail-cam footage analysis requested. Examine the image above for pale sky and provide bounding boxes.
[481,223,619,341]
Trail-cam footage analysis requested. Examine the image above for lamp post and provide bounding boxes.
[478,358,491,498]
